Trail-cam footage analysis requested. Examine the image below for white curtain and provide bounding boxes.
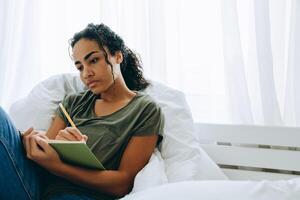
[1,0,300,126]
[222,0,300,126]
[284,0,300,126]
[0,0,42,111]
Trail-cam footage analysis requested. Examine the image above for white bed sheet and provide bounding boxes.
[122,179,300,200]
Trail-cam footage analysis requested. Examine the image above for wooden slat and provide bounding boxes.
[196,123,300,148]
[201,144,300,171]
[222,168,299,181]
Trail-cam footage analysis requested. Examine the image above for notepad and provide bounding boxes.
[48,140,105,170]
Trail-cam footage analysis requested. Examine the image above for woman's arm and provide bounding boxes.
[45,116,67,139]
[33,134,158,197]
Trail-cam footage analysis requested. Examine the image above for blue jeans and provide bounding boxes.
[0,107,95,200]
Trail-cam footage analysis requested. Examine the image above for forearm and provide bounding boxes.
[50,163,133,197]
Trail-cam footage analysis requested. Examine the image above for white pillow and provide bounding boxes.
[9,73,85,131]
[130,149,168,193]
[144,82,227,181]
[9,73,226,189]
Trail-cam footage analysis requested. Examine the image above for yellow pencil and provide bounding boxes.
[59,103,76,128]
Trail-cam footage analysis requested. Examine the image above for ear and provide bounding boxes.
[115,51,123,64]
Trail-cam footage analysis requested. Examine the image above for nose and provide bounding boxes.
[82,65,94,79]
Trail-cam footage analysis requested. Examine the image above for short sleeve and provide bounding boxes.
[131,101,165,138]
[55,94,76,126]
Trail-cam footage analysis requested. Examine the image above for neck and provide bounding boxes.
[100,77,136,102]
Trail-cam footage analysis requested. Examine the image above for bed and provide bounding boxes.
[122,124,300,200]
[8,73,300,200]
[196,123,300,181]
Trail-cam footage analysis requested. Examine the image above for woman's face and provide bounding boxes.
[72,39,122,94]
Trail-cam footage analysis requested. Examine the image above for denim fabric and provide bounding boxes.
[48,194,95,200]
[0,107,97,200]
[0,106,42,200]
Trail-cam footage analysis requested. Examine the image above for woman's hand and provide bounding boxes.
[29,135,63,171]
[22,128,62,171]
[55,127,88,142]
[22,127,48,156]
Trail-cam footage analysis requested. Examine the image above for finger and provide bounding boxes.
[23,130,38,156]
[61,130,77,141]
[23,136,30,157]
[36,138,55,153]
[55,134,65,140]
[36,137,50,153]
[65,127,83,140]
[30,136,41,157]
[27,130,39,138]
[23,129,36,150]
[23,127,34,137]
[58,130,77,141]
[82,135,88,142]
[23,133,33,157]
[36,133,48,140]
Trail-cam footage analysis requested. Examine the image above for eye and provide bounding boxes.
[90,57,99,64]
[76,65,83,71]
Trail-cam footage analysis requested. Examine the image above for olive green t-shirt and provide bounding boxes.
[43,89,164,199]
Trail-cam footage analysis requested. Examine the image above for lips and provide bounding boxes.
[87,80,98,88]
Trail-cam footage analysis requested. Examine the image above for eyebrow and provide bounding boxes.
[74,51,99,65]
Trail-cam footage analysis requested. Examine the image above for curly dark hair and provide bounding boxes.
[70,23,150,91]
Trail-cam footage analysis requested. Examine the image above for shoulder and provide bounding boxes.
[133,92,164,119]
[129,91,165,137]
[134,91,161,110]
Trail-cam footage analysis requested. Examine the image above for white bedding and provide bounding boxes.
[123,179,300,200]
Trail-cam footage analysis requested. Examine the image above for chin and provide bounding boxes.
[89,85,109,95]
[89,88,102,95]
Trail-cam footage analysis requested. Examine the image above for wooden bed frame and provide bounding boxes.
[195,123,300,180]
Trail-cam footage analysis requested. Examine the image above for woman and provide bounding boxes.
[0,23,164,200]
